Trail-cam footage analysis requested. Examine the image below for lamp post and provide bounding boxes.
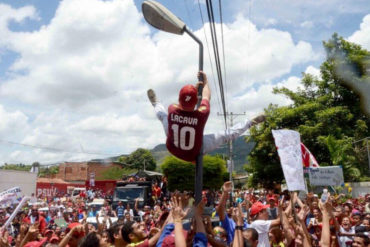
[142,0,204,204]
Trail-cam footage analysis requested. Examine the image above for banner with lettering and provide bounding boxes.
[308,166,344,186]
[0,187,22,206]
[272,129,306,191]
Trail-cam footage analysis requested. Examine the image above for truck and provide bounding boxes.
[112,181,152,209]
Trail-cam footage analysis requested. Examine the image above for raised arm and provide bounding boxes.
[216,181,232,221]
[232,204,245,247]
[193,201,208,247]
[197,71,210,102]
[319,194,332,247]
[172,196,188,247]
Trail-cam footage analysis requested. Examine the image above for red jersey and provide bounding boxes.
[166,99,210,162]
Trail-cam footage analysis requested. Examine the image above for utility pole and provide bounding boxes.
[217,111,246,206]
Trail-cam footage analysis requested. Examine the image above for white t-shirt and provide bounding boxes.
[250,219,272,247]
[124,209,134,217]
[339,226,355,247]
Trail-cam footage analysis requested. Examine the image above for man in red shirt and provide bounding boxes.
[148,71,265,162]
[23,206,47,233]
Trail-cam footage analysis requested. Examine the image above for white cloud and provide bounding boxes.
[0,0,317,164]
[305,65,321,78]
[300,21,314,29]
[0,105,29,138]
[232,0,370,29]
[264,18,277,27]
[348,14,370,50]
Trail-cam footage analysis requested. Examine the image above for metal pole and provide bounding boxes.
[229,113,234,206]
[217,111,246,206]
[184,27,204,205]
[367,138,370,172]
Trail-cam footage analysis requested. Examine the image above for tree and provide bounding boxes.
[161,155,228,191]
[120,148,157,171]
[246,34,370,187]
[98,167,137,180]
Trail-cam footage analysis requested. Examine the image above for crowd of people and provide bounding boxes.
[0,180,369,247]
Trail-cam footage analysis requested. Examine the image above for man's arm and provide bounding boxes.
[232,205,245,247]
[216,181,232,221]
[319,194,331,247]
[197,71,210,102]
[270,197,283,228]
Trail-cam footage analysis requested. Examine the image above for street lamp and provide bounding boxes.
[142,0,204,204]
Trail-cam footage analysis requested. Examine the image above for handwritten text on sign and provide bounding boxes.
[308,166,344,186]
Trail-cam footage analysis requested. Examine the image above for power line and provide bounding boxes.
[218,0,229,113]
[197,0,222,115]
[205,0,228,128]
[0,139,121,157]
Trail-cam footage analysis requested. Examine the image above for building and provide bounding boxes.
[55,161,122,182]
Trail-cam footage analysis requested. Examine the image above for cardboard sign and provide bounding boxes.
[272,129,306,191]
[0,187,22,206]
[308,166,344,186]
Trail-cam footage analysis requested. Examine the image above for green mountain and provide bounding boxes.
[150,136,255,173]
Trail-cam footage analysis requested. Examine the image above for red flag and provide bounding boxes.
[301,143,319,168]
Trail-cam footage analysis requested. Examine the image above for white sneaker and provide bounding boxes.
[147,89,157,106]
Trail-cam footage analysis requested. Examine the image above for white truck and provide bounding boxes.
[0,170,37,196]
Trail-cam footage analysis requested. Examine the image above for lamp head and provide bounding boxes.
[142,0,186,35]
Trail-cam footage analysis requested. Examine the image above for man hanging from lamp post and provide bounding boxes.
[147,71,265,162]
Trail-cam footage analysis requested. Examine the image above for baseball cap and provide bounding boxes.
[23,237,47,247]
[179,84,198,110]
[50,235,60,243]
[44,229,54,235]
[162,231,188,247]
[67,222,85,238]
[250,202,269,216]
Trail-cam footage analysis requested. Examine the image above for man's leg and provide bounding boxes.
[202,114,265,154]
[147,89,168,136]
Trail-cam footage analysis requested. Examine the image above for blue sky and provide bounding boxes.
[0,0,369,165]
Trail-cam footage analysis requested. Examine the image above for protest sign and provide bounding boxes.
[0,187,22,206]
[272,129,306,191]
[308,166,344,186]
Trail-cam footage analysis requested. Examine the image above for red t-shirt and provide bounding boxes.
[166,99,210,162]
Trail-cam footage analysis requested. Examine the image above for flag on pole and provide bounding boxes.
[301,143,319,168]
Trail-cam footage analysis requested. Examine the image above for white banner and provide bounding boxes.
[272,130,306,191]
[308,166,344,186]
[0,187,22,206]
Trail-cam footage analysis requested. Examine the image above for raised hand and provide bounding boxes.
[0,229,9,247]
[222,181,233,193]
[171,196,188,222]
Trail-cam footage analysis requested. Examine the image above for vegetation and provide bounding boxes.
[0,162,59,177]
[118,148,156,171]
[161,155,228,191]
[97,167,137,180]
[0,163,32,171]
[246,34,370,188]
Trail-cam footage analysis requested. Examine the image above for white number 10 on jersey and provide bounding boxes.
[171,124,196,150]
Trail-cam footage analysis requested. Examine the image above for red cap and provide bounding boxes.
[43,229,54,235]
[250,202,269,216]
[24,238,47,247]
[162,231,188,247]
[50,235,60,243]
[179,84,198,110]
[67,222,85,238]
